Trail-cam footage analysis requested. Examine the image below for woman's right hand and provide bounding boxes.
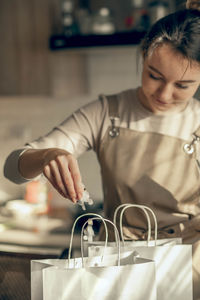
[19,148,84,203]
[43,148,83,202]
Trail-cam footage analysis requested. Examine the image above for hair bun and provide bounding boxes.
[186,0,200,11]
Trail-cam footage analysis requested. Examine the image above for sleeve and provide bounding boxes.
[3,148,32,184]
[3,96,109,184]
[27,96,109,156]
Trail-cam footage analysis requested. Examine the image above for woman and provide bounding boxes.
[4,0,200,297]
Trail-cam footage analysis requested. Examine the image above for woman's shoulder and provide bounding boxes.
[100,88,137,111]
[99,88,139,124]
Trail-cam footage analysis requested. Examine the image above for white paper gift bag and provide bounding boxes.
[31,213,157,300]
[42,252,156,300]
[88,244,192,300]
[86,205,193,300]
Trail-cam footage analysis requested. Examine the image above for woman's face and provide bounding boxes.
[139,43,200,115]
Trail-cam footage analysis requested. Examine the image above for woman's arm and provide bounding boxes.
[4,97,108,199]
[18,148,84,202]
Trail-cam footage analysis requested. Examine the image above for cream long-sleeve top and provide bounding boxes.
[4,88,200,184]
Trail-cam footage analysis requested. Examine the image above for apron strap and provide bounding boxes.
[105,94,120,137]
[106,94,120,118]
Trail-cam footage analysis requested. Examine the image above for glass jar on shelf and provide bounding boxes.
[125,0,149,32]
[90,7,116,35]
[61,0,79,36]
[148,0,170,25]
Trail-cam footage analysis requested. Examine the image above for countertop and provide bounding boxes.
[0,211,82,256]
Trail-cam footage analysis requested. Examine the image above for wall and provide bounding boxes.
[87,47,142,95]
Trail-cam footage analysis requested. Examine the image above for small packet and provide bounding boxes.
[77,188,93,211]
[83,219,95,242]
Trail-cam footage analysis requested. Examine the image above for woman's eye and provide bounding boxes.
[176,83,188,89]
[149,73,161,80]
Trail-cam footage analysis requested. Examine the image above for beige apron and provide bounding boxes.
[97,95,200,299]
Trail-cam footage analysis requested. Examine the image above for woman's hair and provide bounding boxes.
[141,0,200,63]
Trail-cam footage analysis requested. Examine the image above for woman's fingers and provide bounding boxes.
[68,156,84,200]
[56,154,83,202]
[43,151,83,203]
[43,163,68,199]
[50,160,73,199]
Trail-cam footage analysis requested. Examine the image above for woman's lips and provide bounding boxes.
[155,98,169,105]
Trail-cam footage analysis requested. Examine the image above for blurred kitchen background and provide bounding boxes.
[0,1,200,293]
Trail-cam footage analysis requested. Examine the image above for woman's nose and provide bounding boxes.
[157,84,173,102]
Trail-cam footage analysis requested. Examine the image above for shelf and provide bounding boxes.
[49,30,147,50]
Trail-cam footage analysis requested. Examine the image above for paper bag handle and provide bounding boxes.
[81,217,121,266]
[68,213,108,263]
[113,204,158,245]
[119,204,158,246]
[113,204,151,243]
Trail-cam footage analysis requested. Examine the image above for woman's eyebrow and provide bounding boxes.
[148,65,164,76]
[148,65,196,83]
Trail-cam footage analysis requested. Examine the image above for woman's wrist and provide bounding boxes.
[18,148,47,179]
